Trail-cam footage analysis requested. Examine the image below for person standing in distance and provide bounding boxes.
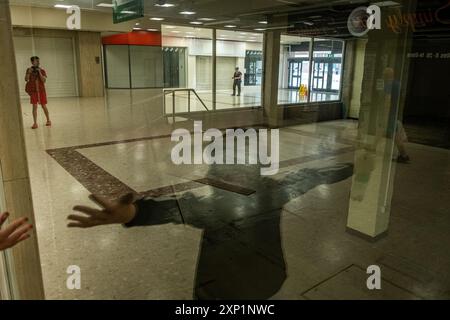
[25,56,51,129]
[231,67,243,96]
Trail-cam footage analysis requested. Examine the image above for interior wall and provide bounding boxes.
[404,39,450,119]
[10,5,135,33]
[13,27,105,98]
[76,32,104,97]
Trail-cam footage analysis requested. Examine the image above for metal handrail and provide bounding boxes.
[164,88,209,117]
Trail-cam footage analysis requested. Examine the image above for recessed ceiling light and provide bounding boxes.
[224,25,237,28]
[147,29,159,32]
[198,18,216,21]
[165,26,176,29]
[96,3,114,8]
[133,28,142,30]
[258,21,268,24]
[150,17,165,21]
[254,28,266,31]
[190,21,203,25]
[154,3,175,7]
[180,11,196,15]
[54,4,72,9]
[171,31,180,33]
[185,35,195,38]
[240,32,247,35]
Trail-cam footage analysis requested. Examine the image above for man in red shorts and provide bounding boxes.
[25,56,51,129]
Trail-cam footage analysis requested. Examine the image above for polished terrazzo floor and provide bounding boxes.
[164,88,340,114]
[20,89,450,299]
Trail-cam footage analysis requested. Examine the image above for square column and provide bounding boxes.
[0,0,45,299]
[263,31,281,128]
[347,0,417,239]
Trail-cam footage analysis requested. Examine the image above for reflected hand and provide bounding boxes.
[0,212,33,251]
[68,194,137,229]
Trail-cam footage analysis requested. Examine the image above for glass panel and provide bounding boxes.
[310,39,344,102]
[162,25,213,113]
[278,35,311,105]
[130,45,164,88]
[105,45,130,88]
[216,29,263,110]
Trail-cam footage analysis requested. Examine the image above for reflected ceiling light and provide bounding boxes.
[165,25,176,28]
[190,21,203,25]
[171,30,180,33]
[224,25,237,28]
[373,1,401,7]
[180,11,196,15]
[258,21,268,24]
[198,18,216,21]
[154,2,175,7]
[133,27,142,30]
[97,3,114,7]
[150,17,165,21]
[254,28,266,31]
[54,4,72,9]
[147,29,159,31]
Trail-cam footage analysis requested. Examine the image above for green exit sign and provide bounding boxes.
[113,0,144,24]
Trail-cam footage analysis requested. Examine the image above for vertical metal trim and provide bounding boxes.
[128,45,132,89]
[212,29,217,111]
[307,37,314,104]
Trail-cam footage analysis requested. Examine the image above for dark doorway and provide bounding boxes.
[244,50,263,86]
[163,47,186,88]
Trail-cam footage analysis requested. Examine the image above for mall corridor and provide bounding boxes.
[0,0,449,302]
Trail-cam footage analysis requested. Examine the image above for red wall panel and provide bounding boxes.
[102,31,162,46]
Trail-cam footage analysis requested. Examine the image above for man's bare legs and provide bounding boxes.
[31,104,38,129]
[31,104,51,129]
[41,104,51,126]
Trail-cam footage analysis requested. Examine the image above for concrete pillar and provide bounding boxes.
[347,0,417,239]
[76,31,105,97]
[0,0,45,299]
[263,31,281,128]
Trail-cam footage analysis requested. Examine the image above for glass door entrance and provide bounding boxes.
[311,59,341,92]
[244,50,263,86]
[288,59,309,89]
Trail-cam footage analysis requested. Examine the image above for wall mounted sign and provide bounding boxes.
[113,0,144,24]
